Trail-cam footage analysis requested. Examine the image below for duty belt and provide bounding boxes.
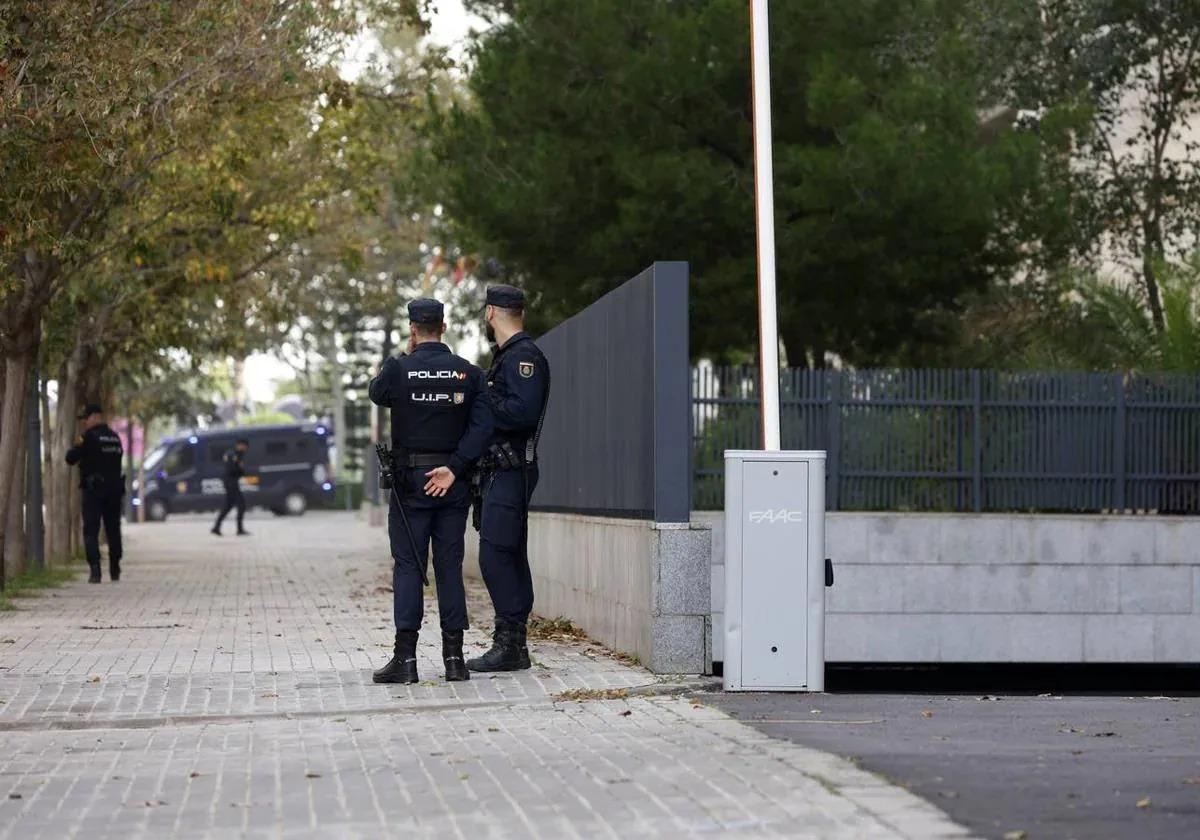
[397,451,452,468]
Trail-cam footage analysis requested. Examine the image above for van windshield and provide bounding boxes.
[143,445,167,473]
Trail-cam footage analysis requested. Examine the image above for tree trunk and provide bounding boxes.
[0,360,5,590]
[24,353,44,572]
[41,374,53,549]
[4,428,27,583]
[125,408,135,520]
[1142,217,1166,333]
[0,352,31,586]
[48,341,85,565]
[69,479,81,560]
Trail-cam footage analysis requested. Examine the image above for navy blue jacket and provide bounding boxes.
[65,423,124,494]
[487,332,549,448]
[368,342,492,478]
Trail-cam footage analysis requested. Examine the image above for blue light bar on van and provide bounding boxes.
[188,435,198,444]
[321,482,332,491]
[315,426,327,435]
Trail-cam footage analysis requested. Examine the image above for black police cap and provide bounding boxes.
[407,297,444,325]
[485,284,525,310]
[78,403,103,420]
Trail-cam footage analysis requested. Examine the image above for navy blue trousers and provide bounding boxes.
[82,491,122,568]
[478,467,537,626]
[388,471,469,632]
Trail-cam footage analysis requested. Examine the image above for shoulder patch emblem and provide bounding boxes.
[453,392,465,404]
[518,361,535,379]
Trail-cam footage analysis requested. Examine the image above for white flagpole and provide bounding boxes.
[749,0,781,450]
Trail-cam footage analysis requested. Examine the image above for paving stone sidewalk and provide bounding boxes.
[0,512,968,839]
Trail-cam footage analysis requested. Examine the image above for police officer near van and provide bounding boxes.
[369,298,492,683]
[65,404,125,583]
[211,438,250,536]
[468,284,550,673]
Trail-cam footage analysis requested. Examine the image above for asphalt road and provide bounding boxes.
[706,691,1200,840]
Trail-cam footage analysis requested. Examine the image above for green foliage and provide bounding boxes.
[0,562,80,610]
[955,254,1200,372]
[996,0,1200,329]
[433,0,1056,364]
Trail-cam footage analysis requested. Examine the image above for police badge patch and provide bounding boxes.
[453,392,465,404]
[519,361,535,378]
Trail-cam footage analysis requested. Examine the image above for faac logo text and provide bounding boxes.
[748,509,805,524]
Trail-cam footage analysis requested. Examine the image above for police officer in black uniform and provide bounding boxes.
[211,438,250,536]
[65,404,125,584]
[468,284,550,673]
[368,298,492,683]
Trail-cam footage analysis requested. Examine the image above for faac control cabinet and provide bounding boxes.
[723,450,827,692]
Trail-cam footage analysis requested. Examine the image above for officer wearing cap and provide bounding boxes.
[368,297,492,683]
[65,404,125,583]
[468,282,550,672]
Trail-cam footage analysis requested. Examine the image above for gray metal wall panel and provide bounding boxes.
[533,263,690,521]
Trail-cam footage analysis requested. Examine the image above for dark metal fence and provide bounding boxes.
[693,367,1200,513]
[534,262,691,521]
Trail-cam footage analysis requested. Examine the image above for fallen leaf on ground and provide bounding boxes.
[1003,831,1027,840]
[921,709,934,719]
[553,688,629,702]
[87,676,101,683]
[1183,777,1200,785]
[619,710,632,717]
[305,773,321,779]
[1136,797,1151,808]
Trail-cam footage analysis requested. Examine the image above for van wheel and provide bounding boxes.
[146,499,168,522]
[283,491,308,516]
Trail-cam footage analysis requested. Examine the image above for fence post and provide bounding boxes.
[827,370,841,510]
[1114,372,1126,512]
[972,369,982,512]
[651,262,691,523]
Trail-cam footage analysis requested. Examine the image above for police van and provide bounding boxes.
[134,423,335,522]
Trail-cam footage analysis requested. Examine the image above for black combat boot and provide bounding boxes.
[442,630,470,682]
[466,621,531,672]
[88,563,102,584]
[514,622,532,670]
[109,559,121,582]
[372,630,419,684]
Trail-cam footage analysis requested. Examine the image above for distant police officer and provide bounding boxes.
[468,284,550,673]
[211,438,250,536]
[65,404,125,584]
[368,298,492,683]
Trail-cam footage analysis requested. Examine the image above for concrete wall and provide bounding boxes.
[702,512,1200,663]
[465,512,711,673]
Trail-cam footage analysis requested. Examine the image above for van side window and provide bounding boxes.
[163,444,195,475]
[295,439,308,452]
[265,441,288,457]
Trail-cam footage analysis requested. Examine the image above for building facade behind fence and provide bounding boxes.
[693,367,1200,514]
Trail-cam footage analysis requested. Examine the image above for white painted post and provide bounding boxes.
[749,0,781,450]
